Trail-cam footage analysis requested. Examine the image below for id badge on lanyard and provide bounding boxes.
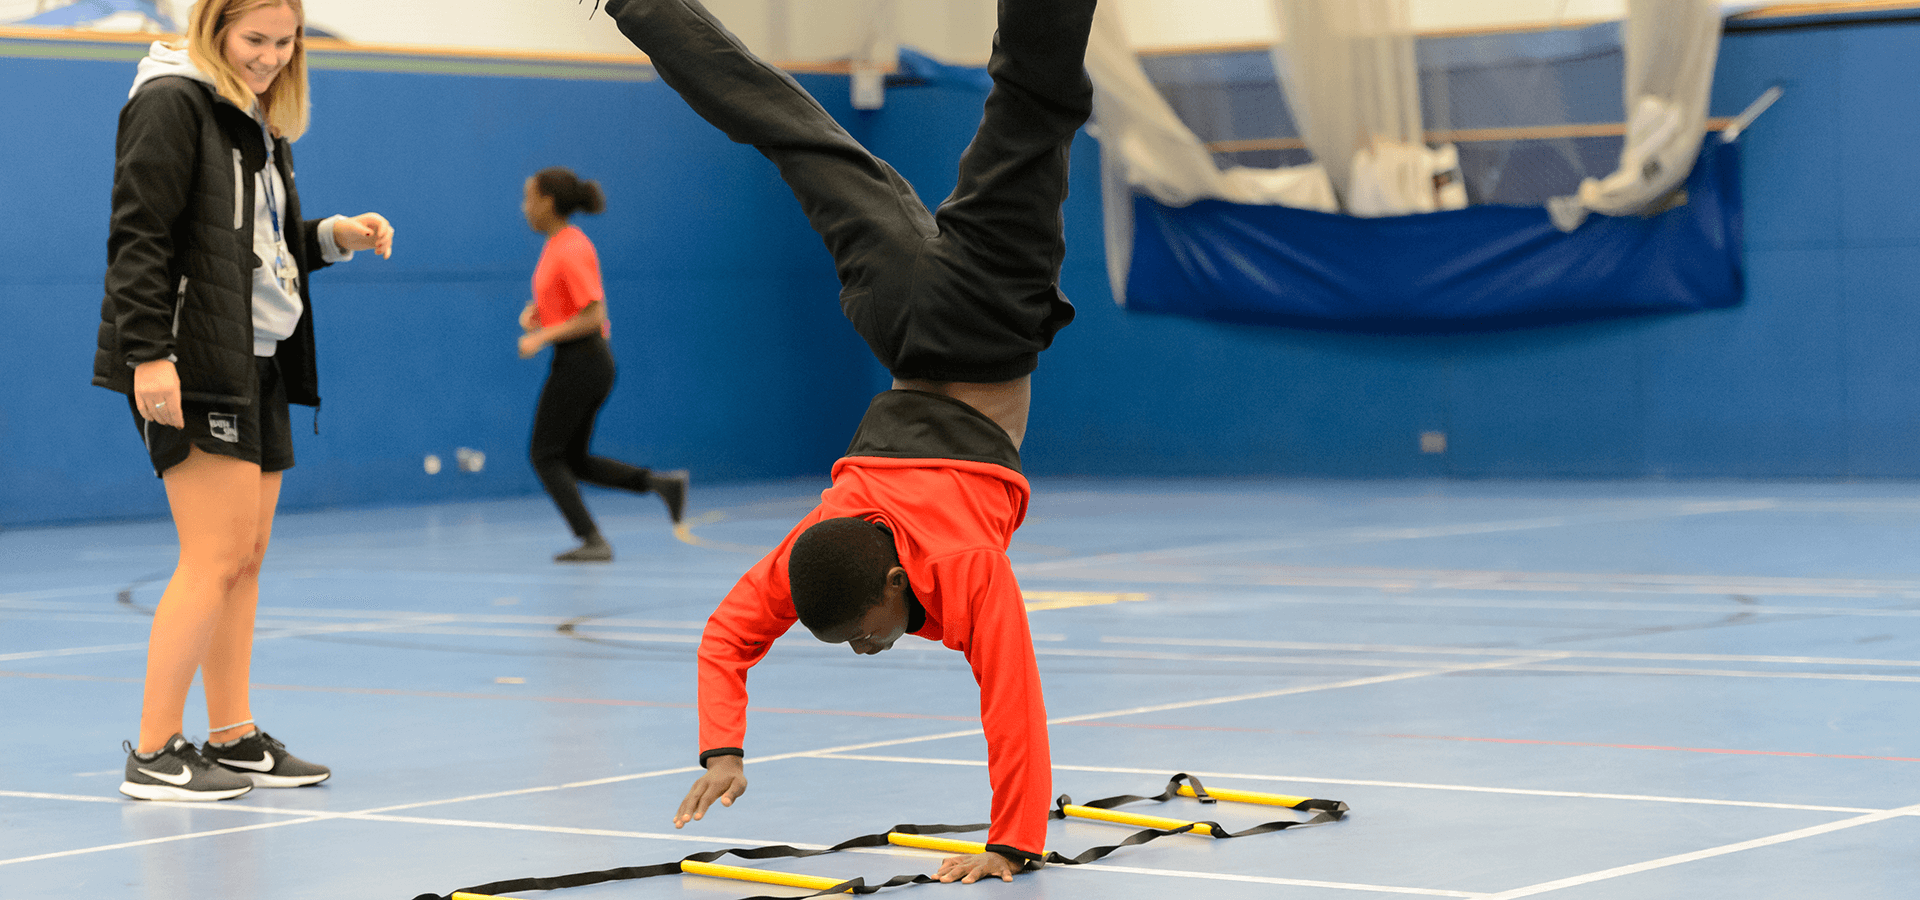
[262,160,299,296]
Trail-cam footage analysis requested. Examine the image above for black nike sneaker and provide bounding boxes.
[119,734,254,801]
[202,730,331,788]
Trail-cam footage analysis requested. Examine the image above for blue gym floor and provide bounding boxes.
[3,478,1916,899]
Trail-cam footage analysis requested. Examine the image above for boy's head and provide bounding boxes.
[789,517,910,654]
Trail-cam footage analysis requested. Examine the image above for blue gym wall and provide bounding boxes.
[2,11,1918,528]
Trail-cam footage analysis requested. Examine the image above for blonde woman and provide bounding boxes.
[94,0,393,801]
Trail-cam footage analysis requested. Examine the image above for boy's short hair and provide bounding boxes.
[789,517,897,633]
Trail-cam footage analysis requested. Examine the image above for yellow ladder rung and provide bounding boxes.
[1060,804,1214,836]
[887,832,990,855]
[680,859,851,892]
[1176,784,1315,808]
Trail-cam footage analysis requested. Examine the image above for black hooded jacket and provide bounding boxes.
[93,74,332,409]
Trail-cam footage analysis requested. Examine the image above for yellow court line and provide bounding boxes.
[671,513,772,553]
[1023,591,1150,612]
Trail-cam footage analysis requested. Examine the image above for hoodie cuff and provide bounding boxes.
[316,215,354,263]
[985,844,1044,867]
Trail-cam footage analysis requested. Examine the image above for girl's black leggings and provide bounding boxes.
[530,333,652,538]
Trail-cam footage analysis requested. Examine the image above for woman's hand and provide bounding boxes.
[518,332,547,359]
[519,302,539,334]
[133,359,183,429]
[674,755,748,828]
[333,212,395,258]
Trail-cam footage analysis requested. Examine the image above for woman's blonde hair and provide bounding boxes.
[181,0,310,141]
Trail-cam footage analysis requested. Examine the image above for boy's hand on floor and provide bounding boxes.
[674,754,747,828]
[935,852,1019,884]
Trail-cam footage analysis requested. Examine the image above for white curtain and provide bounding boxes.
[1550,0,1721,230]
[1273,0,1465,217]
[1085,2,1338,301]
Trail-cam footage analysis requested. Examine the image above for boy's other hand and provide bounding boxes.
[674,754,747,828]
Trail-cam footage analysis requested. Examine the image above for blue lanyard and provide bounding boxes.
[261,161,285,245]
[260,146,297,293]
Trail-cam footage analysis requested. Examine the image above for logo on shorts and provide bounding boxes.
[208,413,240,443]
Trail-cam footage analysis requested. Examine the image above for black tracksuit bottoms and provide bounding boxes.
[605,0,1096,383]
[531,334,652,538]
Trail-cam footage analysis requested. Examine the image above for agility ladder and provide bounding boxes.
[411,773,1347,900]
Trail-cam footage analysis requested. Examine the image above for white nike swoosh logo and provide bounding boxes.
[137,766,193,786]
[222,752,275,772]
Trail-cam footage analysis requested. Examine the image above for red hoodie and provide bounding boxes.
[695,453,1052,860]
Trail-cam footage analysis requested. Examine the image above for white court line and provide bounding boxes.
[0,795,1471,897]
[1046,656,1555,726]
[799,758,1885,815]
[0,655,1686,875]
[1521,663,1920,683]
[0,790,125,805]
[1045,648,1920,683]
[1015,501,1780,574]
[1093,592,1920,618]
[1036,573,1920,603]
[1,597,706,630]
[0,760,704,868]
[1064,861,1489,898]
[1036,647,1476,669]
[1050,644,1920,684]
[1482,802,1920,898]
[0,585,154,603]
[343,812,832,849]
[0,615,467,663]
[0,815,328,868]
[1068,566,1920,598]
[1101,637,1920,669]
[0,642,150,663]
[3,659,1511,865]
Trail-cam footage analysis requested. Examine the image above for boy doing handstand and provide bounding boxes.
[601,0,1097,883]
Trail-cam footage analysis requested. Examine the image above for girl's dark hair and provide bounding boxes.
[533,166,606,217]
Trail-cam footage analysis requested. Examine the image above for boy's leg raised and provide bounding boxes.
[937,0,1098,271]
[886,0,1098,384]
[602,0,930,288]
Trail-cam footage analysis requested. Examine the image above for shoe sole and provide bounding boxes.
[119,780,253,802]
[236,769,331,788]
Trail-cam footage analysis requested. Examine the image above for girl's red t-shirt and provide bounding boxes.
[533,224,610,336]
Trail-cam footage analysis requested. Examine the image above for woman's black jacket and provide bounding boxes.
[94,74,332,409]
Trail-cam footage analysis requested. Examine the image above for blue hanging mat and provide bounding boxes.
[1120,136,1743,333]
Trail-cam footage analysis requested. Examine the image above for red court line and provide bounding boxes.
[1380,732,1920,763]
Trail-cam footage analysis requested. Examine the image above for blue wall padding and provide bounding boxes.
[1121,137,1743,332]
[0,51,888,526]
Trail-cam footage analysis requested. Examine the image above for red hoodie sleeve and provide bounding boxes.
[696,544,799,762]
[938,550,1052,861]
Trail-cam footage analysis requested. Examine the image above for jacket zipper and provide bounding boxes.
[231,148,245,229]
[173,275,187,338]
